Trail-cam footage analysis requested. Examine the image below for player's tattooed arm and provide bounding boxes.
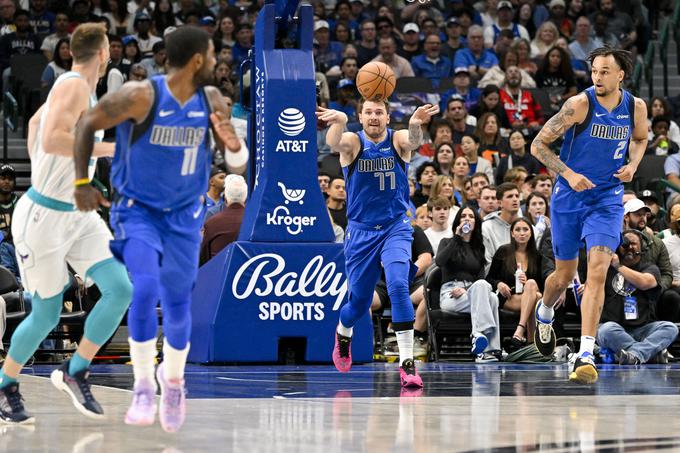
[395,103,439,160]
[530,97,581,175]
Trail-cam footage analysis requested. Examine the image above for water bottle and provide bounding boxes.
[658,139,669,156]
[515,263,524,294]
[535,214,546,236]
[572,274,582,307]
[462,222,471,234]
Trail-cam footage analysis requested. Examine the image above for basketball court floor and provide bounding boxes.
[3,362,680,452]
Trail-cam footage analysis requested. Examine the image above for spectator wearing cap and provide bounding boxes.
[397,23,422,62]
[122,34,141,66]
[205,166,227,210]
[483,1,530,49]
[568,16,602,62]
[547,0,573,39]
[0,9,41,93]
[411,33,452,87]
[314,20,344,71]
[453,25,499,82]
[232,22,253,68]
[199,15,216,36]
[0,164,18,243]
[328,78,358,123]
[371,36,413,79]
[200,174,247,265]
[356,19,378,67]
[647,116,679,157]
[441,16,465,61]
[139,40,165,77]
[132,11,162,57]
[638,190,666,233]
[439,67,480,113]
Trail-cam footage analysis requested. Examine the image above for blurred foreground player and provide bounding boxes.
[73,26,246,432]
[318,100,439,388]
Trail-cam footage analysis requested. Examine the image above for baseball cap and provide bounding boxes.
[497,0,513,10]
[210,166,226,178]
[200,16,216,26]
[314,20,330,32]
[163,26,177,38]
[134,11,151,22]
[338,78,355,89]
[224,174,248,204]
[624,198,651,215]
[548,0,566,8]
[454,67,469,76]
[638,190,660,204]
[402,23,419,34]
[122,35,138,46]
[0,164,15,178]
[446,17,460,27]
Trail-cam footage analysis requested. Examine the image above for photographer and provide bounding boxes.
[597,230,678,365]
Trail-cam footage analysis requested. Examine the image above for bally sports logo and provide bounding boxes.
[265,182,317,235]
[232,253,348,321]
[276,108,309,152]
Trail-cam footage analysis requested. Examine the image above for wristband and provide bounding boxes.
[74,178,90,187]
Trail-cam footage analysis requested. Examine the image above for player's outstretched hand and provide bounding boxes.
[614,164,636,183]
[74,185,110,211]
[565,171,595,192]
[210,111,241,152]
[409,104,440,126]
[316,107,348,126]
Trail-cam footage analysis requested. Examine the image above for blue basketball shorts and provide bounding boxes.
[550,181,623,261]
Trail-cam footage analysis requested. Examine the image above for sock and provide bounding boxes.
[396,329,414,365]
[337,322,353,338]
[129,337,158,386]
[0,370,17,389]
[538,300,554,321]
[578,336,596,357]
[162,341,190,381]
[68,352,91,375]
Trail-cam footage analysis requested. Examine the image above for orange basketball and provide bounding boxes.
[356,61,396,102]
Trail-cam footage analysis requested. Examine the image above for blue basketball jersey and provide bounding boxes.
[558,87,635,189]
[111,75,212,211]
[342,129,411,227]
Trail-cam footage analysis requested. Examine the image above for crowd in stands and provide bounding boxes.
[1,0,680,366]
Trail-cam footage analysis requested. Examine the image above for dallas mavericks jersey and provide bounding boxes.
[31,71,101,203]
[558,86,635,189]
[112,75,212,211]
[342,129,411,227]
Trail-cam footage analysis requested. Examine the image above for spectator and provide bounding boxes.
[199,174,248,265]
[329,78,358,122]
[461,134,494,184]
[317,172,331,196]
[0,0,15,36]
[213,15,235,51]
[27,0,52,34]
[525,191,551,243]
[474,112,509,166]
[597,230,678,364]
[487,217,544,352]
[639,190,666,233]
[441,16,464,60]
[499,65,543,134]
[356,20,378,67]
[463,177,479,211]
[535,46,578,111]
[40,37,71,91]
[482,182,521,270]
[429,174,460,222]
[128,62,147,81]
[444,96,476,151]
[470,84,512,132]
[566,0,586,23]
[439,67,480,113]
[647,116,679,156]
[314,20,344,71]
[504,166,530,197]
[372,36,414,79]
[479,184,499,218]
[471,173,491,200]
[40,12,69,61]
[122,34,141,66]
[451,156,470,205]
[433,142,454,177]
[108,0,132,36]
[547,0,573,39]
[414,204,432,231]
[483,1,530,49]
[496,130,545,183]
[333,21,352,46]
[592,11,620,48]
[205,166,226,209]
[592,0,636,50]
[569,16,602,62]
[69,0,99,30]
[374,15,397,42]
[139,40,166,77]
[152,0,178,38]
[478,48,536,90]
[0,164,18,243]
[417,119,452,163]
[326,176,347,231]
[199,15,217,37]
[529,174,553,200]
[412,162,438,208]
[424,196,452,255]
[647,96,680,145]
[514,3,536,39]
[232,22,253,68]
[480,0,499,29]
[437,206,501,362]
[662,204,680,314]
[512,38,537,76]
[530,20,560,59]
[411,33,452,87]
[453,25,499,82]
[330,1,358,41]
[132,11,161,57]
[0,9,42,93]
[397,22,421,62]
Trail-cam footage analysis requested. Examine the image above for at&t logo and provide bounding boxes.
[276,107,309,152]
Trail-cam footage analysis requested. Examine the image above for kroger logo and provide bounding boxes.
[278,108,306,137]
[266,182,317,235]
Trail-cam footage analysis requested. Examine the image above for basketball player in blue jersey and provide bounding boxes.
[73,26,246,432]
[529,46,648,384]
[318,99,439,388]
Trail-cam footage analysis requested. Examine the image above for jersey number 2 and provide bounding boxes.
[613,141,626,159]
[374,171,395,191]
[181,147,198,175]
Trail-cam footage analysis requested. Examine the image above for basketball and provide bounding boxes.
[356,62,396,102]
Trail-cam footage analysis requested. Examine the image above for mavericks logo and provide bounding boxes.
[265,183,317,235]
[276,107,309,152]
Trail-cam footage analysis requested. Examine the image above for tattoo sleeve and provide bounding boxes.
[407,122,423,150]
[531,100,577,176]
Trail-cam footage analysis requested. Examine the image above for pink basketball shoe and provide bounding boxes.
[399,359,423,388]
[332,332,352,373]
[156,365,186,433]
[124,379,157,426]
